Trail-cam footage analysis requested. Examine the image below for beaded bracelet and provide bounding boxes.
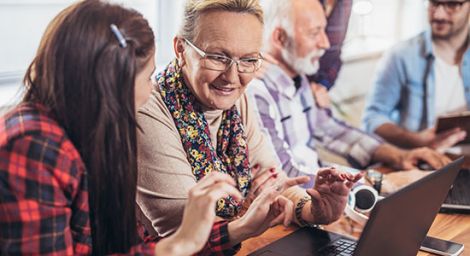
[295,196,312,227]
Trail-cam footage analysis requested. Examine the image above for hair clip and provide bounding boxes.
[110,24,127,48]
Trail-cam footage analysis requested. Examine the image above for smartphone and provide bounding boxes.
[420,236,464,256]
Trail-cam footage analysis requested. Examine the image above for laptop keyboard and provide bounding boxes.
[317,238,357,256]
[444,169,470,205]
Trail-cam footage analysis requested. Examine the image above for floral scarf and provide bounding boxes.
[157,60,251,218]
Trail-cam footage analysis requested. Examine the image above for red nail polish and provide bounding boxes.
[269,168,275,173]
[273,173,278,178]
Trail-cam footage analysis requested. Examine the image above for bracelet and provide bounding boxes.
[295,196,312,227]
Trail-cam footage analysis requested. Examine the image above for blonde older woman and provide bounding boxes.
[136,0,362,252]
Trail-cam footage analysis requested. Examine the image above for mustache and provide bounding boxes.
[313,49,326,58]
[431,19,452,25]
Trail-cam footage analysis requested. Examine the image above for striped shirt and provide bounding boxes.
[247,64,381,187]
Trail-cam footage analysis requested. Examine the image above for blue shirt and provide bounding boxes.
[362,30,470,133]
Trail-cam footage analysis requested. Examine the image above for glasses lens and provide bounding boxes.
[445,1,463,11]
[202,54,263,73]
[429,0,465,12]
[238,59,263,73]
[203,55,230,71]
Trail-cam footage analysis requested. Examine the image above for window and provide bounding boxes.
[0,0,163,109]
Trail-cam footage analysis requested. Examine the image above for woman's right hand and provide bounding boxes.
[155,172,242,256]
[237,188,294,238]
[246,165,310,202]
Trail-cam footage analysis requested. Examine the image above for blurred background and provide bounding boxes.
[0,0,428,125]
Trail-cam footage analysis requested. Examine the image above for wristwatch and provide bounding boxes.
[365,169,383,194]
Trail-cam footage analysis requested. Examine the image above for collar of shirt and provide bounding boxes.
[263,64,309,99]
[422,29,434,59]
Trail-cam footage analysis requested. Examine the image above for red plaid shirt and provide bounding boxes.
[0,103,237,255]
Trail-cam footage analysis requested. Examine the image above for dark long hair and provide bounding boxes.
[23,1,155,254]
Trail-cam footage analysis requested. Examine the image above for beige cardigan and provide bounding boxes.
[136,88,308,237]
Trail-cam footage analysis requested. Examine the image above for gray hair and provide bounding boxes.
[260,0,294,49]
[178,0,264,42]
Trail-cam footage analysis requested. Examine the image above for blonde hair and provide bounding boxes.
[179,0,263,41]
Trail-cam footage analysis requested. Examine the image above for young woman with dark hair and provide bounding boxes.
[0,1,291,255]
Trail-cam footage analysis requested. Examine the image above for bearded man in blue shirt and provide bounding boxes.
[363,0,470,150]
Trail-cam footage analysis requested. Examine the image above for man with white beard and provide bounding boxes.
[247,0,450,188]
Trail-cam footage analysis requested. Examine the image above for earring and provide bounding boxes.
[177,57,185,68]
[176,52,185,68]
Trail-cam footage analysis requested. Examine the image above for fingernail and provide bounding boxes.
[269,168,275,173]
[273,173,278,178]
[254,164,260,169]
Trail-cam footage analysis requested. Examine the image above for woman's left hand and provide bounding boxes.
[307,167,363,224]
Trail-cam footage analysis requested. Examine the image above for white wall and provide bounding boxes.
[155,0,185,67]
[329,0,427,127]
[332,0,427,102]
[342,0,426,61]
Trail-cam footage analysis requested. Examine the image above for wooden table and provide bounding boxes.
[237,164,470,256]
[237,212,470,255]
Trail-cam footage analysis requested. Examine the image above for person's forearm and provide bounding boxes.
[371,143,405,169]
[374,123,423,148]
[227,219,253,246]
[280,186,316,225]
[154,233,198,256]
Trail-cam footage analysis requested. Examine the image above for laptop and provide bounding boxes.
[441,168,470,212]
[249,157,464,256]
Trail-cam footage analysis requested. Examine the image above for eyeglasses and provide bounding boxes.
[183,38,263,73]
[427,0,469,13]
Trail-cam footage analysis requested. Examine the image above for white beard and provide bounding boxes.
[281,44,325,76]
